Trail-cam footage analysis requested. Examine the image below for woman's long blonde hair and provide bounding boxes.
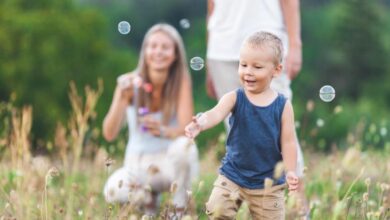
[135,23,190,125]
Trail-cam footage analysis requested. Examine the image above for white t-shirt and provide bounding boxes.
[207,0,288,61]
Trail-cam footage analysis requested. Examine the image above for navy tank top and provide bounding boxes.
[220,88,287,189]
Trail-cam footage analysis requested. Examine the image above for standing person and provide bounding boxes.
[206,0,308,216]
[102,23,199,218]
[186,32,299,219]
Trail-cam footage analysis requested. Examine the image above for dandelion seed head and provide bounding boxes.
[118,180,123,188]
[365,178,371,186]
[48,166,60,178]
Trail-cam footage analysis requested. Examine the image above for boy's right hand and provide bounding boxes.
[184,116,202,139]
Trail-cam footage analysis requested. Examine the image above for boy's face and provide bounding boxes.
[238,44,282,94]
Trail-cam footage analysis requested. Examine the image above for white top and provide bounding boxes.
[207,0,288,61]
[124,106,177,166]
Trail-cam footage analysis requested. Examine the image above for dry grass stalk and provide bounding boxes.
[9,106,32,170]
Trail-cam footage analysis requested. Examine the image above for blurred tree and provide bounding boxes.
[0,0,113,146]
[329,0,388,100]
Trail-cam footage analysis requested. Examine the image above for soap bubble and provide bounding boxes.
[118,21,131,35]
[179,19,190,29]
[190,57,204,71]
[319,85,336,102]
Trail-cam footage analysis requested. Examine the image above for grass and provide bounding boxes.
[0,83,389,219]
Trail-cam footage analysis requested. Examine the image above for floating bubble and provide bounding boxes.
[319,85,336,102]
[190,57,204,71]
[118,21,131,35]
[179,18,190,29]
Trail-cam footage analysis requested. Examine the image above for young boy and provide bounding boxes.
[185,31,299,219]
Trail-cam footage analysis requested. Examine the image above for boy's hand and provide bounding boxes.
[184,116,202,139]
[286,171,299,194]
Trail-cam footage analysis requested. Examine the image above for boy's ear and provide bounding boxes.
[273,64,283,77]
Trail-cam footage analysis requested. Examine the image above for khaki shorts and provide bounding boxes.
[206,175,286,220]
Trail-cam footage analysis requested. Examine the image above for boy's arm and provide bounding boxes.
[281,100,298,173]
[281,100,299,192]
[185,91,236,138]
[203,90,236,130]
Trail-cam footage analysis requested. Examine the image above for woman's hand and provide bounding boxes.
[140,115,165,137]
[116,74,137,101]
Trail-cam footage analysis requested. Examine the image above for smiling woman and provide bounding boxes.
[102,23,199,218]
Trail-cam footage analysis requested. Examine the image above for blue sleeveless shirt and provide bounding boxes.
[220,88,287,189]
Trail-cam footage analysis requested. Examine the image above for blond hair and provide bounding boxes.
[135,23,190,125]
[244,31,284,65]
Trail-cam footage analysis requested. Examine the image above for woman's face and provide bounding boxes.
[145,31,176,73]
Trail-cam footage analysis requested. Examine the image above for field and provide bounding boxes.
[0,87,389,220]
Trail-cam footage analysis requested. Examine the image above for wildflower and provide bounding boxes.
[118,180,123,188]
[105,157,115,168]
[334,105,343,114]
[362,193,369,202]
[47,167,60,178]
[273,162,284,179]
[264,178,274,189]
[380,183,389,192]
[365,178,371,187]
[306,100,315,112]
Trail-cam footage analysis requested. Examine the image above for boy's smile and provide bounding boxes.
[238,43,282,94]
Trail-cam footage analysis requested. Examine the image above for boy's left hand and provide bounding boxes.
[286,171,299,193]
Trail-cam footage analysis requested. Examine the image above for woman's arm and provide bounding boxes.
[102,73,134,141]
